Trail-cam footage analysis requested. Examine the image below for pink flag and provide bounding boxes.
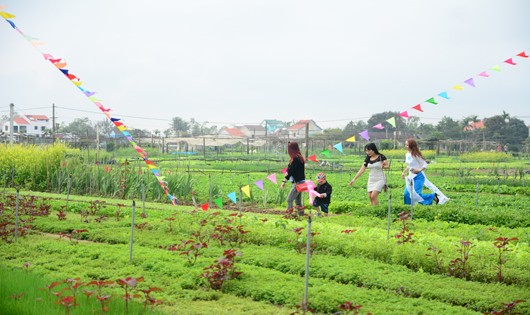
[412,104,423,112]
[517,51,529,58]
[478,71,489,77]
[504,58,516,65]
[281,167,287,174]
[254,180,264,190]
[266,173,277,184]
[359,130,369,141]
[464,78,475,87]
[373,123,384,129]
[399,111,410,118]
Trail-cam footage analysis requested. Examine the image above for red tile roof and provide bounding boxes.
[14,117,30,125]
[26,115,49,121]
[463,120,485,131]
[223,128,246,137]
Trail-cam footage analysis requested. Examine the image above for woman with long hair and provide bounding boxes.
[280,141,306,215]
[349,142,388,206]
[401,138,448,205]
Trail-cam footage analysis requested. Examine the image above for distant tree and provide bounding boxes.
[170,117,190,137]
[416,123,437,139]
[367,111,404,132]
[318,128,343,140]
[129,128,150,139]
[60,117,96,137]
[484,113,528,151]
[163,128,173,137]
[343,120,367,134]
[204,125,218,135]
[435,116,463,140]
[95,119,117,136]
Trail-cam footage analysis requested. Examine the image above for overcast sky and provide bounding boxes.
[1,0,529,132]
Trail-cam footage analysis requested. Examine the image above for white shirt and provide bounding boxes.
[405,152,427,178]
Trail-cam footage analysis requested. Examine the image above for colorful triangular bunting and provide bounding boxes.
[399,111,410,118]
[438,92,449,99]
[227,192,237,203]
[321,149,331,158]
[213,197,223,209]
[254,179,264,190]
[333,142,343,153]
[426,97,438,105]
[346,136,356,142]
[464,78,476,87]
[386,117,396,128]
[359,130,369,141]
[241,185,251,198]
[266,173,277,184]
[412,104,423,112]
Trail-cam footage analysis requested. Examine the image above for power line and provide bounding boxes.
[55,106,172,122]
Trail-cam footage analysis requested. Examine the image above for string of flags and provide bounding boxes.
[353,50,528,142]
[0,6,178,205]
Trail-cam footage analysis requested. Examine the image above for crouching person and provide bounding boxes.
[313,172,332,216]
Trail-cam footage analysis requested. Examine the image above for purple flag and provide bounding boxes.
[359,130,370,141]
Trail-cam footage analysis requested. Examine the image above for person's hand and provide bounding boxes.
[318,193,324,198]
[348,179,355,186]
[280,181,286,189]
[401,172,406,179]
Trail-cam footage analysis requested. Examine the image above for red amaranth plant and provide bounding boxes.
[394,211,414,244]
[485,299,526,315]
[138,287,163,311]
[200,249,242,290]
[493,237,518,283]
[337,301,372,315]
[116,276,144,313]
[448,240,474,280]
[55,295,77,315]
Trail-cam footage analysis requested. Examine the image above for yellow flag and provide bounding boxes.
[0,11,16,19]
[346,136,356,142]
[452,84,464,91]
[241,185,251,198]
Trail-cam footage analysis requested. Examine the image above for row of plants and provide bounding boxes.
[11,193,529,288]
[0,223,499,314]
[1,190,528,314]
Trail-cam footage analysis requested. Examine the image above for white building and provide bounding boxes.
[2,115,50,137]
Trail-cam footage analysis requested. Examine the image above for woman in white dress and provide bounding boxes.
[401,138,448,205]
[349,143,389,206]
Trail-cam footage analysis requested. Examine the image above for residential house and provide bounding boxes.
[218,127,247,138]
[287,120,323,138]
[2,114,50,137]
[463,120,485,131]
[261,119,285,133]
[238,125,266,138]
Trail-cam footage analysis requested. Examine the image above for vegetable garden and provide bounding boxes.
[0,144,529,314]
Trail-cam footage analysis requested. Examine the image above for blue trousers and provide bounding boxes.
[404,172,435,205]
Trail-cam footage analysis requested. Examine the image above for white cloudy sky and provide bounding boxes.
[1,0,529,132]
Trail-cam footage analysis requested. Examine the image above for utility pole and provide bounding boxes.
[305,122,309,160]
[96,124,100,163]
[52,103,56,143]
[9,103,14,145]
